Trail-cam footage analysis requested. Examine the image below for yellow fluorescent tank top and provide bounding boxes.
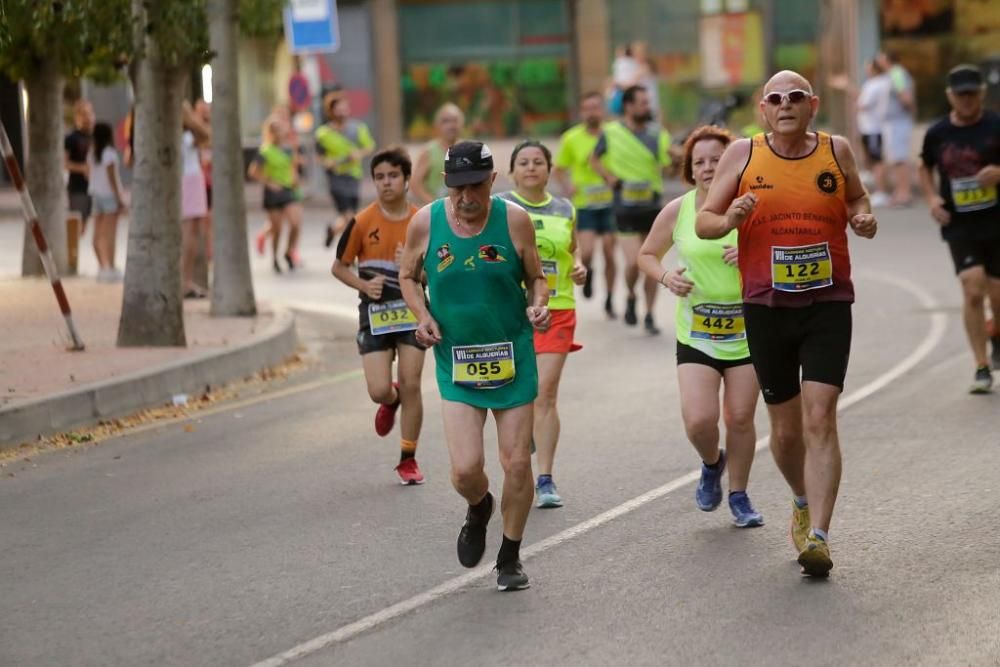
[498,190,577,311]
[672,190,749,360]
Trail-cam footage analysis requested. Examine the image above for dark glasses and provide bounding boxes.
[763,89,811,106]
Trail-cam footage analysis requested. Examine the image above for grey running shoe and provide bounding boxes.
[970,366,994,395]
[496,560,530,591]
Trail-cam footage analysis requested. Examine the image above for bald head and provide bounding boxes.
[764,70,813,95]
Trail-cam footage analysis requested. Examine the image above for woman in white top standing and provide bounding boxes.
[856,59,891,207]
[181,100,211,298]
[88,122,126,282]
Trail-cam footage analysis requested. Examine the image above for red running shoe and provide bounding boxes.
[374,382,400,437]
[395,458,425,485]
[255,230,267,256]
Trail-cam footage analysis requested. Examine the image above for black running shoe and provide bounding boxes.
[284,252,297,271]
[272,258,283,274]
[644,313,661,336]
[324,225,335,249]
[624,296,637,326]
[582,268,593,299]
[457,492,494,568]
[970,366,994,394]
[604,294,616,319]
[496,560,530,592]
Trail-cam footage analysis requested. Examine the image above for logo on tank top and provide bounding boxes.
[749,175,775,191]
[478,244,507,262]
[816,171,838,195]
[368,228,380,243]
[533,218,544,230]
[436,243,454,272]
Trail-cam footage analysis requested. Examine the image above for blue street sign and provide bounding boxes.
[284,0,340,54]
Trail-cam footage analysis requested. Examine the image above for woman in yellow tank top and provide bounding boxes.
[637,126,764,528]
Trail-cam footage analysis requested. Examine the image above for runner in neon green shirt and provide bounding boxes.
[590,85,672,335]
[499,140,586,509]
[412,103,465,204]
[554,91,618,318]
[317,93,375,248]
[637,126,763,528]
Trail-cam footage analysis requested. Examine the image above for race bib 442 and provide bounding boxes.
[691,303,745,341]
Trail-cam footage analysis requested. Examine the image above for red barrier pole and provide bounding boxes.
[0,119,85,351]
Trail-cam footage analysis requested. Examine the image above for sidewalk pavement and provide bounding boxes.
[0,278,297,449]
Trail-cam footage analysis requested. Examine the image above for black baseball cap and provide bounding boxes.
[947,65,984,93]
[444,141,494,187]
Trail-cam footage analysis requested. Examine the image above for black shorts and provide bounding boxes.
[356,326,425,355]
[327,173,360,213]
[861,133,883,163]
[615,206,659,235]
[947,238,1000,277]
[263,187,297,211]
[676,341,752,375]
[743,301,852,404]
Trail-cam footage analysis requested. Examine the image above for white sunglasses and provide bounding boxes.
[763,89,812,106]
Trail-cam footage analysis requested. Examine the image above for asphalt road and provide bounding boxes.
[1,201,999,666]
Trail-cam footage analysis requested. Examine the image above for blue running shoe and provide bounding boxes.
[695,450,726,511]
[536,478,563,508]
[728,491,764,528]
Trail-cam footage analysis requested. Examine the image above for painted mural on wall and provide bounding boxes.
[402,59,569,141]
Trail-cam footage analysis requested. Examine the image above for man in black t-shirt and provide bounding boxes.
[920,65,1000,392]
[64,99,95,230]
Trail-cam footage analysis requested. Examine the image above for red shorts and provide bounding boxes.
[533,309,583,354]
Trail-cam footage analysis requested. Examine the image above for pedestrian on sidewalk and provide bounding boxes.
[181,100,211,298]
[317,91,375,249]
[856,59,892,207]
[195,99,214,268]
[332,146,428,485]
[411,103,465,205]
[877,51,916,207]
[88,122,127,282]
[918,64,1000,392]
[248,117,304,274]
[65,99,95,234]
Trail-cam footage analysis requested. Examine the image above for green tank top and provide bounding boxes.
[423,196,538,409]
[672,190,749,360]
[497,190,576,311]
[422,140,447,199]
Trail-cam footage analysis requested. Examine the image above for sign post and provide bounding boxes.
[284,0,341,54]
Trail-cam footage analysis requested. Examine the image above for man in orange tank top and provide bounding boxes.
[696,71,878,577]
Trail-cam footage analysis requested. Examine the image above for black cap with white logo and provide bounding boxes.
[444,141,494,187]
[947,65,984,93]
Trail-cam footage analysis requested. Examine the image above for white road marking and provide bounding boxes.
[250,271,949,667]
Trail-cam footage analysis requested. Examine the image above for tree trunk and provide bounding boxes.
[208,0,257,317]
[22,57,68,277]
[117,1,187,347]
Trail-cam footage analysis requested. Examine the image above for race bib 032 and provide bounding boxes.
[368,299,418,335]
[950,176,997,213]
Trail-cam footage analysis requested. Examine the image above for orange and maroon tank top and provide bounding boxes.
[737,132,853,307]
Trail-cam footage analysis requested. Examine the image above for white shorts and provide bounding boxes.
[882,119,913,164]
[181,171,208,219]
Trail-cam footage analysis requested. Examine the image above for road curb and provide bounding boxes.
[0,304,298,450]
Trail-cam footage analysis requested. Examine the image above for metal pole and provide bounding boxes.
[0,119,85,351]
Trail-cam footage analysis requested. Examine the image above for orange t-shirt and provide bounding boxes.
[737,132,853,307]
[336,201,418,304]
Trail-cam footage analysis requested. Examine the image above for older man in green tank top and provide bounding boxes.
[399,141,551,592]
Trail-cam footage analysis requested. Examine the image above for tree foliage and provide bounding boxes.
[239,0,285,39]
[0,0,132,82]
